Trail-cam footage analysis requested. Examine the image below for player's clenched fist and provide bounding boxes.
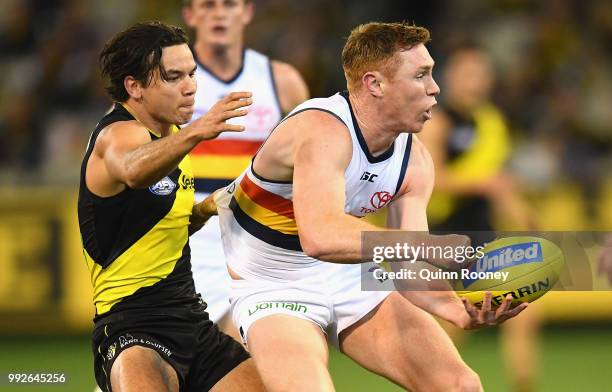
[184,92,253,141]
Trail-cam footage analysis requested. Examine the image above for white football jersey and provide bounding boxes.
[188,48,283,194]
[216,92,414,280]
[189,48,282,141]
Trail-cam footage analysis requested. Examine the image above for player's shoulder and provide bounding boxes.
[96,119,151,153]
[99,119,147,138]
[281,105,351,156]
[288,91,347,120]
[270,60,306,91]
[286,105,348,133]
[290,92,349,120]
[290,112,353,170]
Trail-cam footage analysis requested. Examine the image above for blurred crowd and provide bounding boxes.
[428,0,612,224]
[0,0,610,223]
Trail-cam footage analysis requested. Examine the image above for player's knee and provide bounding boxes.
[401,367,481,392]
[422,367,482,392]
[452,369,482,392]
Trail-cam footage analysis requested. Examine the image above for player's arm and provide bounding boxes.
[272,61,309,114]
[98,121,200,190]
[91,92,252,193]
[294,128,469,265]
[386,135,435,232]
[292,111,386,263]
[387,136,471,270]
[387,138,527,329]
[189,189,220,236]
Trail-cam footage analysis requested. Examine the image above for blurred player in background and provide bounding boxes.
[182,0,309,340]
[420,45,536,237]
[420,46,540,392]
[80,21,263,391]
[599,233,612,284]
[210,22,526,392]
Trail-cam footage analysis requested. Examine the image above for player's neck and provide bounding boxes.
[194,41,244,81]
[122,101,172,137]
[349,93,397,156]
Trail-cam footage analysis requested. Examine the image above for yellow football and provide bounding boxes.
[454,236,564,308]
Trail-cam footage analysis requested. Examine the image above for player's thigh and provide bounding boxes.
[210,358,264,392]
[110,345,178,392]
[339,292,482,392]
[247,314,335,392]
[217,312,244,346]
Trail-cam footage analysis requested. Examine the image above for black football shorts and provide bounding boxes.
[92,299,249,391]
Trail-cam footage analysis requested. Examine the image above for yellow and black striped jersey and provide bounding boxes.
[78,103,197,318]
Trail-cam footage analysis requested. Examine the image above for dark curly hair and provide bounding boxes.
[99,21,189,102]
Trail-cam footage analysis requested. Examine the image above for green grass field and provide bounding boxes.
[0,326,610,391]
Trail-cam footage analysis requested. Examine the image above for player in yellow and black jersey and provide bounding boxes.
[80,103,197,317]
[78,21,263,392]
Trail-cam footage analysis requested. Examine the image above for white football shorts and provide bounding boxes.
[230,262,391,347]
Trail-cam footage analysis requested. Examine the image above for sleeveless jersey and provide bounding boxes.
[217,91,413,281]
[188,48,283,194]
[78,103,196,317]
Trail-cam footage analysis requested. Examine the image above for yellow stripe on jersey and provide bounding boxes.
[190,154,254,180]
[233,184,298,235]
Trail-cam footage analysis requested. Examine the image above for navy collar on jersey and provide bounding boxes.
[191,45,246,84]
[339,91,395,163]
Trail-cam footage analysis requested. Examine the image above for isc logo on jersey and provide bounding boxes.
[463,242,542,288]
[149,176,176,196]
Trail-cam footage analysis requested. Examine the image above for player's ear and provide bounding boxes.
[363,71,384,98]
[243,0,255,26]
[124,76,143,100]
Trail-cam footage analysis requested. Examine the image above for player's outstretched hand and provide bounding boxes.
[458,292,528,330]
[185,92,252,141]
[188,190,220,236]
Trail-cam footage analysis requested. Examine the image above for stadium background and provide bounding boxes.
[0,0,610,391]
